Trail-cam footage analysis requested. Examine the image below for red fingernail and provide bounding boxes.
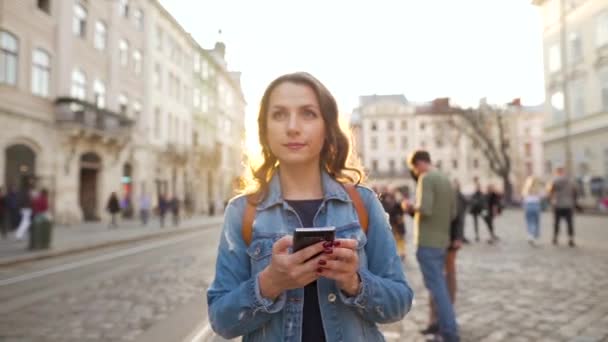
[317,268,323,273]
[323,241,333,248]
[333,241,341,247]
[318,259,326,265]
[324,248,333,254]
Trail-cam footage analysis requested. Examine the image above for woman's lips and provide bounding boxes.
[284,143,306,150]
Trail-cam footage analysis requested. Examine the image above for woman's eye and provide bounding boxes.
[302,110,318,119]
[271,111,287,120]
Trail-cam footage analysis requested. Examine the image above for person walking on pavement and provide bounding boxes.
[207,72,413,341]
[422,179,466,337]
[106,192,120,228]
[385,191,407,261]
[522,176,544,246]
[170,195,180,226]
[547,166,578,247]
[469,179,484,242]
[139,192,151,226]
[483,184,501,244]
[15,186,33,240]
[405,150,460,342]
[158,194,169,227]
[0,186,7,239]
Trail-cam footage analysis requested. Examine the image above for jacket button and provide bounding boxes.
[255,247,261,255]
[328,293,336,303]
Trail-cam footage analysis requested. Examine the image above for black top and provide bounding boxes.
[286,199,325,342]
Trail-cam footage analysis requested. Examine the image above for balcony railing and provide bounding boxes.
[54,97,134,136]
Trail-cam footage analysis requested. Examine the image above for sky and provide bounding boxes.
[159,0,546,152]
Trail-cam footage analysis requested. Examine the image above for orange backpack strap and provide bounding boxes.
[242,195,257,246]
[343,184,369,234]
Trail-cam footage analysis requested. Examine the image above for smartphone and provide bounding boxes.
[292,226,336,253]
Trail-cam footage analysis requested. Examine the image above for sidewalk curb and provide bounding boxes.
[0,217,224,268]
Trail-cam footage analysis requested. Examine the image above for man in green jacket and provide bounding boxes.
[406,150,459,342]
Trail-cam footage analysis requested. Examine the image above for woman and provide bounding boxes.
[483,184,501,244]
[207,72,413,341]
[106,192,120,228]
[522,176,543,245]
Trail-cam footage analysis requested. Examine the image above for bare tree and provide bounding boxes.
[447,104,514,203]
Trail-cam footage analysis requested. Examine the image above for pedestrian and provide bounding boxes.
[522,176,543,246]
[385,191,407,260]
[139,192,151,225]
[405,150,460,342]
[0,186,7,239]
[422,179,465,337]
[468,180,484,242]
[170,195,180,226]
[106,192,120,228]
[14,186,33,240]
[483,184,501,244]
[207,72,413,341]
[158,194,169,227]
[547,166,578,247]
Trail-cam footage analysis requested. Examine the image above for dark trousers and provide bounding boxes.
[0,214,7,238]
[554,208,574,238]
[471,213,480,239]
[483,214,496,238]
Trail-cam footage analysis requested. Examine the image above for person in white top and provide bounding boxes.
[522,176,544,245]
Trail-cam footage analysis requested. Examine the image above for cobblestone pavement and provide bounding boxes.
[376,210,608,342]
[0,210,606,342]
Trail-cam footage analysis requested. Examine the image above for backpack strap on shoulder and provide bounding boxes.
[242,195,257,246]
[343,184,369,234]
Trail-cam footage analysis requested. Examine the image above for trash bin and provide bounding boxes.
[28,218,41,250]
[28,214,52,250]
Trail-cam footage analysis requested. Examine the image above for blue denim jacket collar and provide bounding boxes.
[256,169,351,211]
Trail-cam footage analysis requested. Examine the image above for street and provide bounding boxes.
[0,210,607,341]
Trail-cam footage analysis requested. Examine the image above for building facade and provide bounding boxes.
[534,0,608,202]
[351,95,545,196]
[0,0,245,224]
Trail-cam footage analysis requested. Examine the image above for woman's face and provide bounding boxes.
[266,82,326,168]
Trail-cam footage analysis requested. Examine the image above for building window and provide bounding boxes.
[551,91,565,122]
[118,0,129,18]
[0,31,18,86]
[371,137,378,150]
[604,148,608,179]
[31,49,50,97]
[156,26,163,51]
[473,159,479,169]
[154,107,161,138]
[452,160,458,170]
[71,69,86,100]
[420,141,426,148]
[133,101,141,120]
[37,0,51,14]
[600,68,608,111]
[193,88,200,108]
[388,136,395,149]
[548,43,561,72]
[401,120,407,130]
[372,160,378,173]
[202,95,209,112]
[118,93,128,116]
[133,49,142,75]
[389,160,395,173]
[154,64,161,90]
[545,160,552,175]
[526,162,533,176]
[119,39,129,67]
[93,79,105,108]
[201,59,209,79]
[569,79,585,117]
[436,139,443,148]
[401,136,408,149]
[133,8,143,30]
[387,120,394,131]
[73,3,87,38]
[436,160,442,170]
[525,142,532,157]
[569,32,583,65]
[371,121,377,131]
[420,122,426,130]
[94,21,107,51]
[596,11,608,48]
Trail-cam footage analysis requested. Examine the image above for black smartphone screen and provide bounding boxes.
[292,226,336,253]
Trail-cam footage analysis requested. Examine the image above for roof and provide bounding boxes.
[358,94,408,107]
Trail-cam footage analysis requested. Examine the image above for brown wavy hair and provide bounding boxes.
[244,72,364,202]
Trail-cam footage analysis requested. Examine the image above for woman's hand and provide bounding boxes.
[259,236,328,300]
[318,239,361,296]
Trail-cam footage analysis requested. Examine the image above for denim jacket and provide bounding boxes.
[207,171,414,341]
